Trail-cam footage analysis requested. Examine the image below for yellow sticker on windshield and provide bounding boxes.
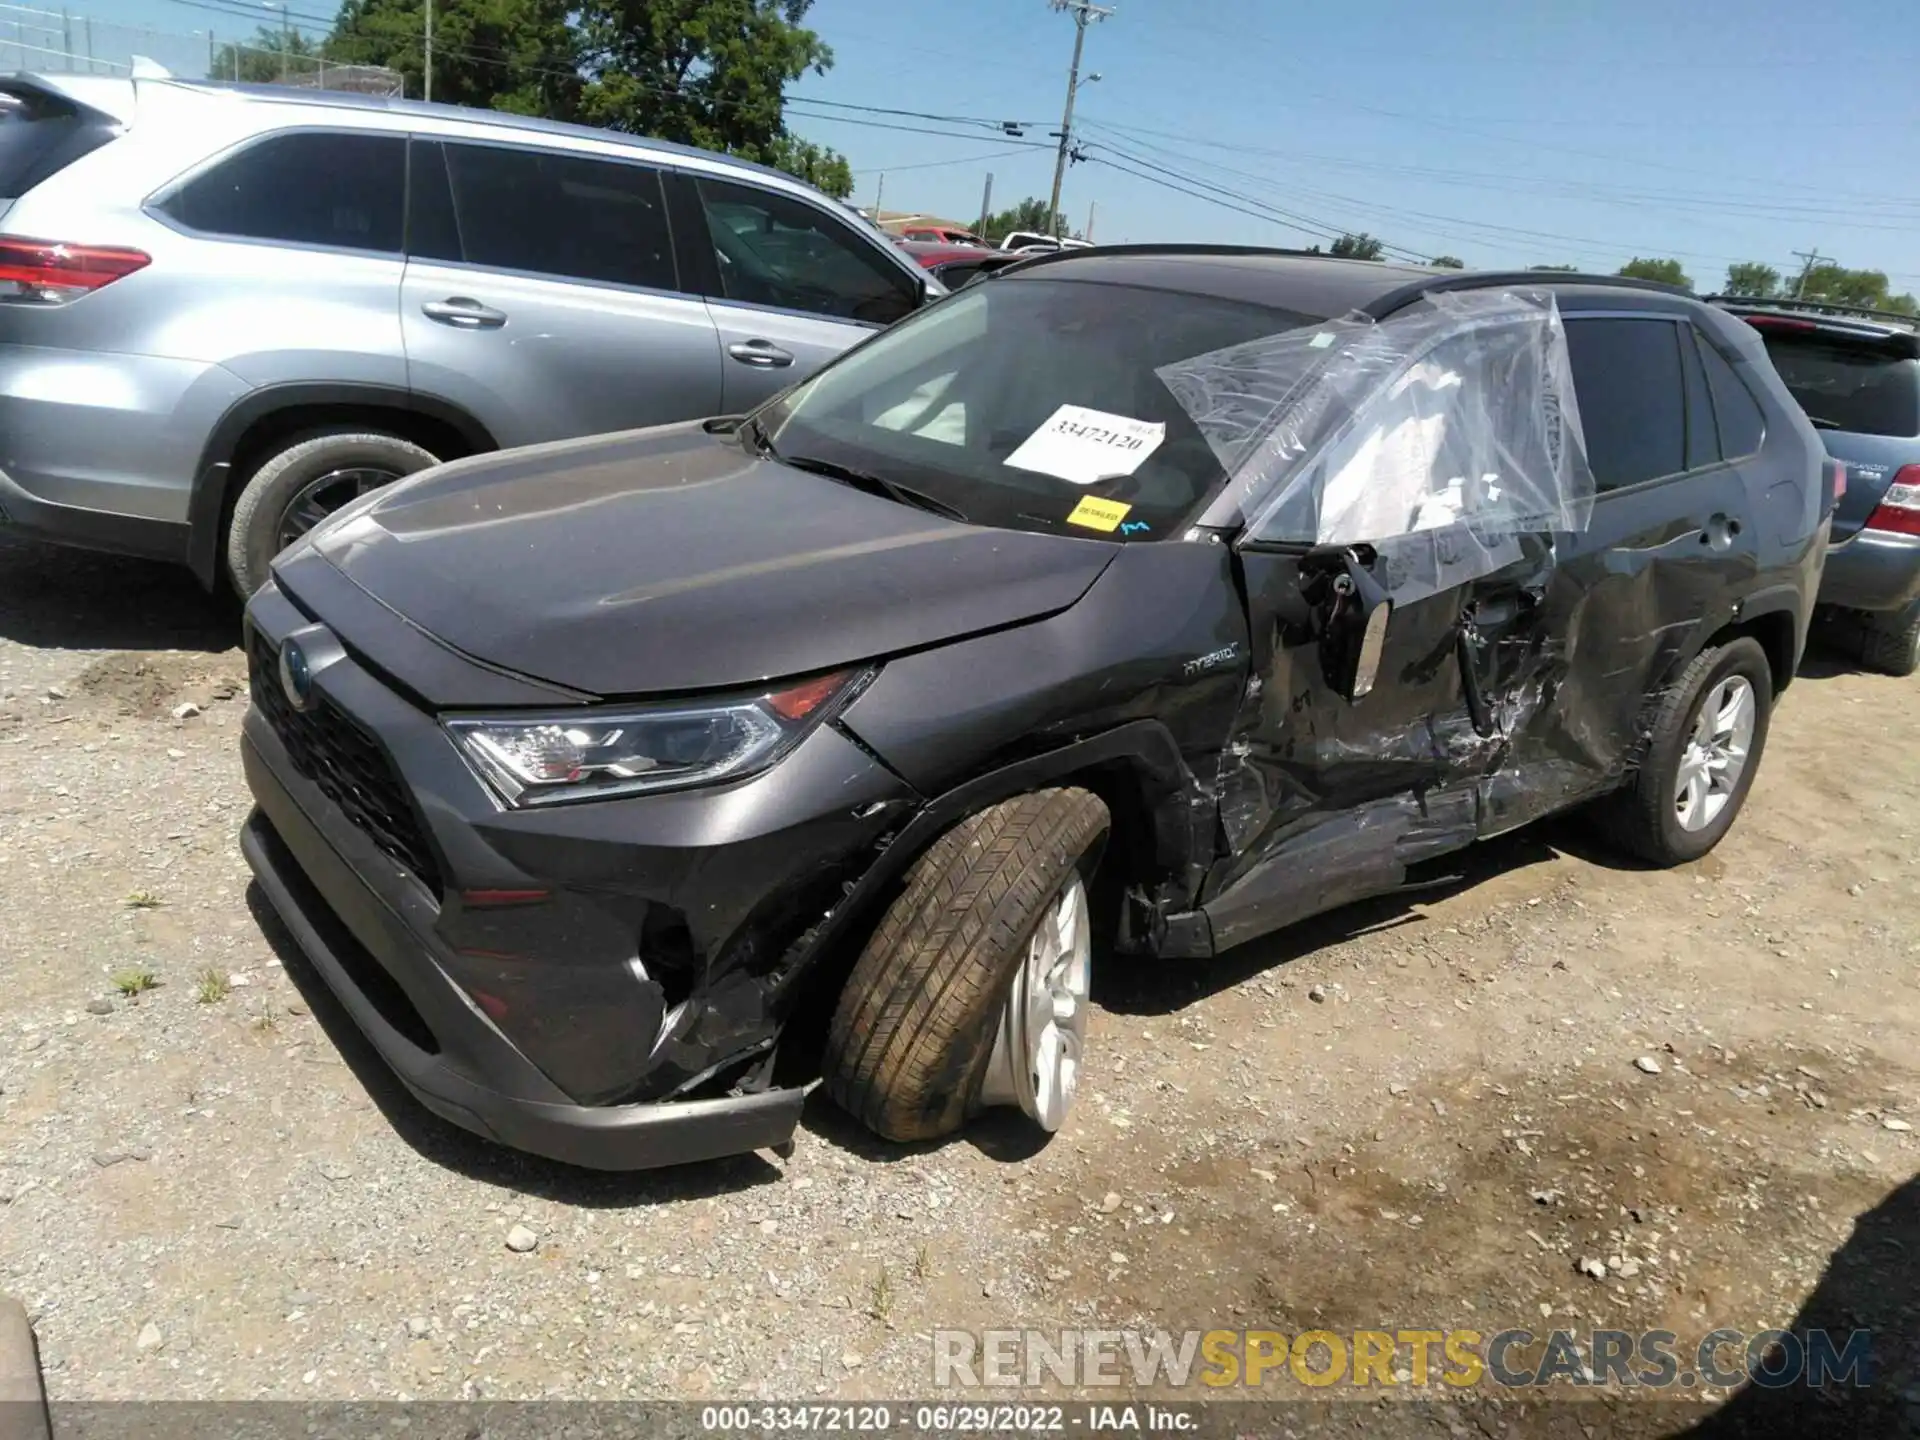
[1067,496,1132,532]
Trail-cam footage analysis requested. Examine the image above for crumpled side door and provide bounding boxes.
[1154,290,1595,951]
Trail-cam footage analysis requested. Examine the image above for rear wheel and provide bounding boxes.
[226,430,438,598]
[1597,637,1774,866]
[824,788,1109,1144]
[1860,599,1920,677]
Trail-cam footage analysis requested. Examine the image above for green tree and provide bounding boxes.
[1795,262,1912,312]
[1428,255,1466,270]
[764,134,852,199]
[1328,232,1385,261]
[981,197,1060,244]
[1887,293,1920,316]
[575,0,831,161]
[328,0,580,114]
[209,25,321,82]
[1722,261,1780,298]
[1618,257,1691,288]
[1528,264,1579,272]
[325,0,848,177]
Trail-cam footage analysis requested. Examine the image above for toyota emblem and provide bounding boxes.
[278,640,314,712]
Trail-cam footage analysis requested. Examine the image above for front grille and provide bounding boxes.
[249,631,444,896]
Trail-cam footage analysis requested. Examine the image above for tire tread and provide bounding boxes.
[824,788,1108,1142]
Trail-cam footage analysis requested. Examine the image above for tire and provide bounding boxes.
[1597,637,1774,866]
[824,788,1110,1144]
[1860,599,1920,677]
[226,430,439,598]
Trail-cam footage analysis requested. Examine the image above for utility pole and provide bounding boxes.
[1791,248,1825,299]
[1086,200,1096,242]
[872,172,885,220]
[976,172,994,237]
[423,0,433,100]
[1046,0,1112,238]
[207,27,214,76]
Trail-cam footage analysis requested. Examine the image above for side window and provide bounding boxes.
[694,176,919,325]
[1562,318,1687,491]
[1694,329,1766,458]
[162,131,403,253]
[436,142,676,292]
[1678,324,1718,472]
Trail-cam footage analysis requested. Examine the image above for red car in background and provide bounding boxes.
[895,240,1027,289]
[898,224,990,246]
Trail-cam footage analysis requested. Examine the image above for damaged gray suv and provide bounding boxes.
[241,250,1831,1172]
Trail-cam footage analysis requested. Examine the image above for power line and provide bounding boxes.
[1081,136,1430,261]
[1076,112,1920,217]
[849,143,1050,176]
[1076,121,1920,284]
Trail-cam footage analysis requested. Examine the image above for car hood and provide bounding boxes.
[301,423,1118,698]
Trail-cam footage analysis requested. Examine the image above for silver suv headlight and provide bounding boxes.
[446,669,868,808]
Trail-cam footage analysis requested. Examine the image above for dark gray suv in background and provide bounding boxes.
[1713,296,1920,675]
[239,250,1829,1172]
[0,71,933,595]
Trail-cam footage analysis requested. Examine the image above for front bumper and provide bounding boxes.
[239,573,915,1170]
[241,797,805,1170]
[1817,527,1920,613]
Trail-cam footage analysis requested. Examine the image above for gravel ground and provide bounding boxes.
[0,530,1916,1431]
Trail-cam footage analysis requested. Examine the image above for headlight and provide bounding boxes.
[446,669,867,808]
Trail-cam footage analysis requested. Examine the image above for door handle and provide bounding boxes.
[727,339,794,368]
[422,298,508,328]
[1700,512,1742,549]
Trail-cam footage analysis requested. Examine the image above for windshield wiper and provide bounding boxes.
[1804,415,1843,430]
[779,454,969,522]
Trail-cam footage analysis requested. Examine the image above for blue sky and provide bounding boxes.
[37,0,1920,293]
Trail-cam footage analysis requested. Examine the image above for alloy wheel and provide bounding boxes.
[980,872,1091,1131]
[1674,674,1755,832]
[275,466,401,550]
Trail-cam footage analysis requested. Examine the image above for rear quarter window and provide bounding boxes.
[1759,334,1920,438]
[159,131,405,254]
[0,85,117,201]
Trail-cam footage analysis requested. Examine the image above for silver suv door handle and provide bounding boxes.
[727,339,794,368]
[422,298,508,328]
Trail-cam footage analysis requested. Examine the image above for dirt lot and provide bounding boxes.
[0,529,1915,1432]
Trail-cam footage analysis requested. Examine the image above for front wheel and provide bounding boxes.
[1597,637,1774,866]
[226,430,439,598]
[824,788,1109,1144]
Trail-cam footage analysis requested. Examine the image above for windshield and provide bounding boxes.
[760,278,1313,541]
[1759,334,1920,437]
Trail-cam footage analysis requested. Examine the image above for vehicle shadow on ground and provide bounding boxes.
[246,884,785,1205]
[1673,1171,1918,1439]
[0,535,234,654]
[797,1089,1054,1168]
[1093,819,1590,1018]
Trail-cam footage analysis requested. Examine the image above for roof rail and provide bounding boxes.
[1703,294,1920,329]
[1368,270,1693,319]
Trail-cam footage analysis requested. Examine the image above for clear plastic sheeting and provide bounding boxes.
[1158,289,1595,601]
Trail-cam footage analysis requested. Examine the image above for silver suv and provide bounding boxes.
[0,73,934,593]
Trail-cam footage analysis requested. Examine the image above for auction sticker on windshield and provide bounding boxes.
[1066,495,1133,532]
[1006,404,1166,485]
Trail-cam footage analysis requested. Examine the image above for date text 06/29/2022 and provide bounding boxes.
[700,1404,1198,1433]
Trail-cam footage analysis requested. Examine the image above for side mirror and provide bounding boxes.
[1302,546,1392,701]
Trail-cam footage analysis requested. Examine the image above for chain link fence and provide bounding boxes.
[0,3,402,96]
